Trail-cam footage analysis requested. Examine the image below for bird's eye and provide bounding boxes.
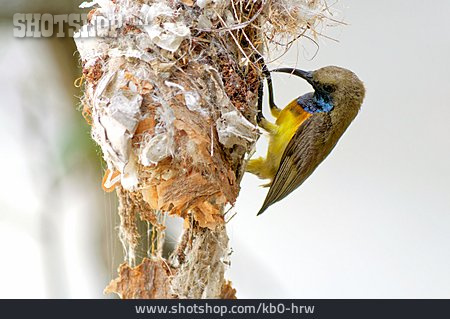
[323,84,335,93]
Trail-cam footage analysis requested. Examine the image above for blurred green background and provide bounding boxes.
[0,0,122,298]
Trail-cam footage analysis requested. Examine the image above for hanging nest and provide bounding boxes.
[75,0,337,299]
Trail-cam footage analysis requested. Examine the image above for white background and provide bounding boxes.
[229,0,450,298]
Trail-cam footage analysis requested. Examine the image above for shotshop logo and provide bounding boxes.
[12,13,148,38]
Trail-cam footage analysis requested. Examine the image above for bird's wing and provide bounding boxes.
[257,112,334,215]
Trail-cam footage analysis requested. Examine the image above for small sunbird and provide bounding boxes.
[247,65,365,215]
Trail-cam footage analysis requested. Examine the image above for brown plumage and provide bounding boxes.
[252,66,365,215]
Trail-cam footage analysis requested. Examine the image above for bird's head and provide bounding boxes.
[272,66,365,108]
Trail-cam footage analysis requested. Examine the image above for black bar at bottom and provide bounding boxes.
[0,299,449,319]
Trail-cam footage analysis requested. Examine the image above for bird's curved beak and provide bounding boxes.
[270,68,313,84]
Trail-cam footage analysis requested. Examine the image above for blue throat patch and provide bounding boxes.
[297,92,333,114]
